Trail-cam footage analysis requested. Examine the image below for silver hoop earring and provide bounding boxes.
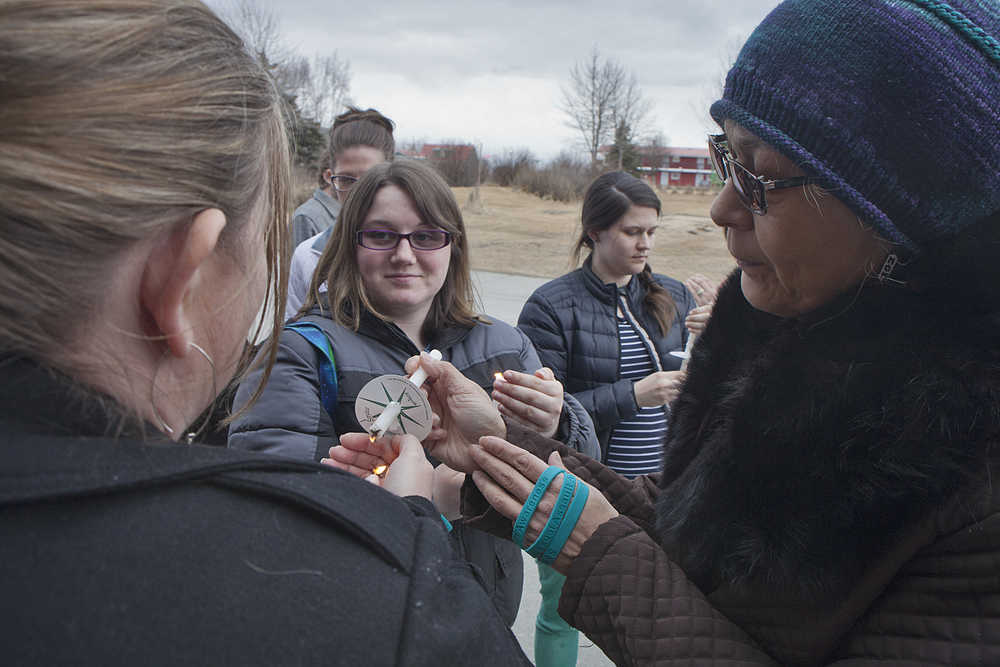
[150,341,218,442]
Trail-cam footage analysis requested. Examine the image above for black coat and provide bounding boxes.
[0,360,530,666]
[517,257,696,458]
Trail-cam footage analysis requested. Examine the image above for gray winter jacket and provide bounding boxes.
[290,188,340,249]
[228,306,600,625]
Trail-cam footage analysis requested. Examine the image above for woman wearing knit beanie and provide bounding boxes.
[329,0,1000,664]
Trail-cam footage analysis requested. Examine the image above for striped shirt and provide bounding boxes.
[606,315,668,478]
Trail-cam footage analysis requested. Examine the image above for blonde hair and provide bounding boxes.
[0,0,290,400]
[305,160,481,339]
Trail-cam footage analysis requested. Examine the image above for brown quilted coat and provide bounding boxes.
[466,256,1000,665]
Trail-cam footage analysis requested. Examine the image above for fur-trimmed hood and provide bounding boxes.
[657,219,1000,601]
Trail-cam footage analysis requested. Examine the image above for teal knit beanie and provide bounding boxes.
[710,0,1000,256]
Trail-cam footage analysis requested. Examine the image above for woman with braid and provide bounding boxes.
[516,170,696,665]
[518,171,697,476]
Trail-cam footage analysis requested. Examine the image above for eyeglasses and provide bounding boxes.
[330,174,359,193]
[708,133,822,214]
[357,229,452,251]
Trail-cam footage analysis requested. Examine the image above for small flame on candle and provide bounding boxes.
[372,464,387,477]
[369,433,376,442]
[494,372,504,382]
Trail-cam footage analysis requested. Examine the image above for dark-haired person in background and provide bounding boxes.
[289,158,341,249]
[285,106,396,321]
[516,170,697,665]
[519,171,697,476]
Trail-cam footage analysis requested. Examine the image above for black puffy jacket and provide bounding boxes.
[0,360,530,666]
[517,257,696,458]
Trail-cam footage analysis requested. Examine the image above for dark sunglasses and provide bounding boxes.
[708,133,822,214]
[356,229,452,251]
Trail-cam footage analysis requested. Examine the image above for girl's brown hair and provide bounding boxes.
[304,160,481,340]
[328,106,396,168]
[0,0,291,404]
[573,171,676,335]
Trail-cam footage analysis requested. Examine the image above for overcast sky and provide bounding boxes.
[206,1,782,160]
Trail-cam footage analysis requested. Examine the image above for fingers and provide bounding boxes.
[322,450,381,478]
[468,440,539,505]
[684,273,718,306]
[636,371,686,406]
[685,304,713,333]
[382,434,434,498]
[496,369,562,397]
[392,434,426,462]
[534,367,556,382]
[338,432,399,458]
[471,469,523,521]
[325,432,400,478]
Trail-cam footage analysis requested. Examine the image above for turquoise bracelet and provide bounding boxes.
[540,483,589,564]
[512,466,562,547]
[524,473,576,559]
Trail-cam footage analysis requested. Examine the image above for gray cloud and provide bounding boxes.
[206,0,781,155]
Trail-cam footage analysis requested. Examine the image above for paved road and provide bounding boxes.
[473,270,614,666]
[471,270,548,325]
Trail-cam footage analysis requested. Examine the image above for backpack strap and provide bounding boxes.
[284,321,338,419]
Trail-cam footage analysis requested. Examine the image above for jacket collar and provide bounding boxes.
[658,269,998,599]
[0,357,161,441]
[580,255,640,305]
[308,303,474,355]
[312,188,342,220]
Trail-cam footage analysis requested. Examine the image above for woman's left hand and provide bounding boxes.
[684,273,718,307]
[324,433,434,500]
[684,303,713,335]
[492,368,563,439]
[469,436,619,574]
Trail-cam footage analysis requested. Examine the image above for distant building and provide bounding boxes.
[598,144,716,188]
[400,143,477,162]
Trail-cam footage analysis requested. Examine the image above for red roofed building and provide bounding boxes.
[599,145,716,188]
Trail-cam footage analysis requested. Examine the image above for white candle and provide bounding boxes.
[680,334,697,371]
[370,400,400,439]
[407,349,442,388]
[369,349,443,439]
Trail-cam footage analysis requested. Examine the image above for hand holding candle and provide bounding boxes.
[326,433,434,499]
[357,349,442,441]
[491,367,564,439]
[403,351,505,473]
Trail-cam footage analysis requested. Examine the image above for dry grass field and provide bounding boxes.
[454,185,735,285]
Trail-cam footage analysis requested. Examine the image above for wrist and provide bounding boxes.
[632,379,646,409]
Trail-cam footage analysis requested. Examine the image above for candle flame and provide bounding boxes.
[494,372,504,381]
[369,433,376,442]
[372,464,387,477]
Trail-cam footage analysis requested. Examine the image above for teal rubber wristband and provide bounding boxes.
[512,466,562,547]
[440,514,453,533]
[524,474,576,558]
[540,482,589,564]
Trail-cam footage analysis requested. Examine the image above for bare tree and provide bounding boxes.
[221,1,351,127]
[220,0,290,72]
[296,53,353,128]
[609,72,652,170]
[560,46,651,169]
